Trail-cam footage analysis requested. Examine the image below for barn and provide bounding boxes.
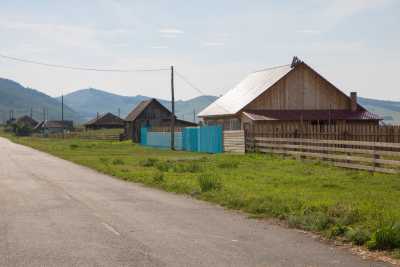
[198,57,381,134]
[125,98,197,142]
[84,112,125,130]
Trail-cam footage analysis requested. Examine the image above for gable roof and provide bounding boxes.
[84,112,125,126]
[198,64,293,117]
[198,59,371,118]
[125,98,171,122]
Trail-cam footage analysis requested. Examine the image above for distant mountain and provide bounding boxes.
[0,78,81,123]
[1,77,399,126]
[358,97,400,125]
[60,88,218,122]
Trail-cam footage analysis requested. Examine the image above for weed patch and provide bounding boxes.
[198,173,222,192]
[112,159,124,165]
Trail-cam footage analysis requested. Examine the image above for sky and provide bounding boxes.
[0,0,399,101]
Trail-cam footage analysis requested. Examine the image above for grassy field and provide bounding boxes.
[2,131,400,254]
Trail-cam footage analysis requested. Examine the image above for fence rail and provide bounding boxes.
[44,132,122,141]
[246,136,400,174]
[250,124,400,143]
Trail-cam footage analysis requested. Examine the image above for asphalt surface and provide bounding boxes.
[0,137,391,267]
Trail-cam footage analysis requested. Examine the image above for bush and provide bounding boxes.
[139,158,158,167]
[70,144,79,149]
[367,223,400,250]
[197,173,222,192]
[15,124,33,136]
[217,160,239,169]
[173,161,202,173]
[155,161,171,172]
[329,224,348,239]
[99,157,110,165]
[345,227,371,245]
[153,171,164,183]
[112,159,124,165]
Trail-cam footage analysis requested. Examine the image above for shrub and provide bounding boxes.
[345,227,370,245]
[155,161,171,172]
[15,124,33,136]
[99,157,109,165]
[217,160,239,169]
[328,224,348,239]
[367,223,400,250]
[112,159,124,165]
[173,161,202,173]
[70,144,79,149]
[139,158,158,167]
[197,173,222,192]
[153,171,164,183]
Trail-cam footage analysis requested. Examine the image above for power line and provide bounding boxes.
[175,70,231,114]
[0,53,169,72]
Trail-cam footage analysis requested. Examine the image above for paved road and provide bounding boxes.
[0,137,390,267]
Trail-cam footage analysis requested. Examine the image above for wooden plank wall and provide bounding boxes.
[223,130,245,154]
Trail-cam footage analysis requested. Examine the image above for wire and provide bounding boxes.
[0,53,169,72]
[175,70,231,114]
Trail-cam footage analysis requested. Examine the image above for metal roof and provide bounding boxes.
[242,110,382,121]
[198,64,292,117]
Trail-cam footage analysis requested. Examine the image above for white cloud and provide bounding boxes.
[159,28,184,34]
[160,34,180,39]
[325,0,393,18]
[297,29,321,34]
[151,46,168,49]
[202,42,225,47]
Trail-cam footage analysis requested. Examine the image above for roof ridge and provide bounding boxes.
[252,64,291,73]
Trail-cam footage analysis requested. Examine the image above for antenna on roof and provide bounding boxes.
[291,56,302,68]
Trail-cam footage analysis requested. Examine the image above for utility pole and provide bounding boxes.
[61,94,64,138]
[30,108,33,119]
[193,109,196,123]
[170,65,175,150]
[118,108,121,118]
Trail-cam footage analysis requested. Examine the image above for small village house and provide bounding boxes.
[16,115,38,128]
[125,98,197,142]
[34,120,74,134]
[198,57,381,134]
[84,112,125,130]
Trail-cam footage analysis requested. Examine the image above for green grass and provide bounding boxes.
[2,130,400,252]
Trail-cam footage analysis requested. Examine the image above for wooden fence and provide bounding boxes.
[249,124,400,143]
[246,136,400,174]
[224,130,245,154]
[44,132,123,141]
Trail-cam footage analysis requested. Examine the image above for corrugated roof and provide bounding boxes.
[198,64,292,117]
[242,110,382,121]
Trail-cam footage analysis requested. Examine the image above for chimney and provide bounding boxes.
[350,92,357,111]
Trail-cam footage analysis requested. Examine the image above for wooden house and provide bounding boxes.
[125,98,197,142]
[16,115,38,128]
[34,120,74,134]
[198,57,381,133]
[84,112,125,130]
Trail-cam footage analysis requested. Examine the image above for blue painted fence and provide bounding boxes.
[141,125,223,153]
[141,127,183,150]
